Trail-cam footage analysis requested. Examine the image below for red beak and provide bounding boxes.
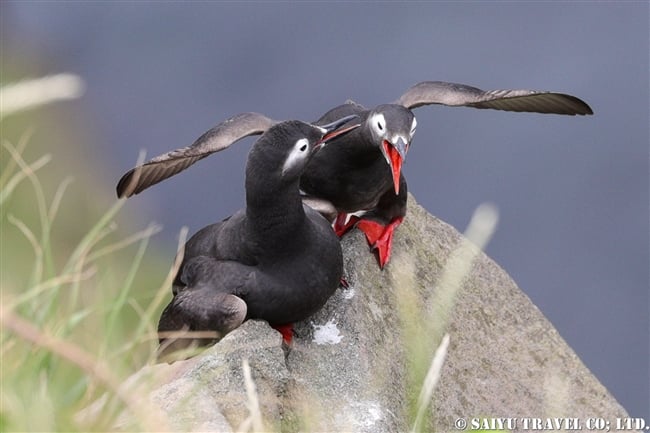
[320,122,361,143]
[316,114,360,148]
[383,140,404,195]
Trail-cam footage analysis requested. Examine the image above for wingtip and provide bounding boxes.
[115,183,128,199]
[562,93,594,116]
[115,180,127,199]
[115,169,137,199]
[115,189,130,199]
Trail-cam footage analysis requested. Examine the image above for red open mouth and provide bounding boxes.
[382,140,403,195]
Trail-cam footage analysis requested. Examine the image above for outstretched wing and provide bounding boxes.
[396,81,593,115]
[116,112,277,198]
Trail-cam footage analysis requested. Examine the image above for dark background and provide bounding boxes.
[3,2,648,418]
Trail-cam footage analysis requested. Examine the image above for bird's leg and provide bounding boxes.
[272,323,294,344]
[356,216,404,269]
[355,175,408,268]
[336,212,403,267]
[333,212,360,237]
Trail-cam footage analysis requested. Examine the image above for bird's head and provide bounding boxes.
[366,104,417,195]
[249,115,360,182]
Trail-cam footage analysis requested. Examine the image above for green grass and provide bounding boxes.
[0,135,178,431]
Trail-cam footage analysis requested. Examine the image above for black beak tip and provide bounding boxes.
[320,114,359,134]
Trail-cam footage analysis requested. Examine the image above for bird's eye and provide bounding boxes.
[282,138,310,175]
[371,113,386,135]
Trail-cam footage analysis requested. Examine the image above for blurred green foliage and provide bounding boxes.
[1,76,173,431]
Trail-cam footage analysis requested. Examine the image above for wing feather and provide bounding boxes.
[116,112,276,198]
[396,81,593,115]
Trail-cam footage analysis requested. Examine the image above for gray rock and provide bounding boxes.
[149,320,289,431]
[289,195,635,432]
[101,195,635,432]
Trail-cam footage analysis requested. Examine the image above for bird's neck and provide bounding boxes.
[245,179,305,240]
[344,126,384,164]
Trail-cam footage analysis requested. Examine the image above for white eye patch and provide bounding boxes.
[370,113,386,135]
[282,138,310,175]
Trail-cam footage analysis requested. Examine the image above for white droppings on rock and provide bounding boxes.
[357,401,383,428]
[335,400,384,429]
[342,288,356,299]
[312,319,343,345]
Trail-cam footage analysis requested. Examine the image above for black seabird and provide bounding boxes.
[125,115,360,357]
[301,81,592,267]
[116,81,593,268]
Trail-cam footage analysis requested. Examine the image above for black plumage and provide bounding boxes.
[116,81,593,269]
[153,116,359,357]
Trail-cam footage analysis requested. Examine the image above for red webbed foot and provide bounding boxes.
[356,216,404,269]
[333,213,360,237]
[272,323,294,345]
